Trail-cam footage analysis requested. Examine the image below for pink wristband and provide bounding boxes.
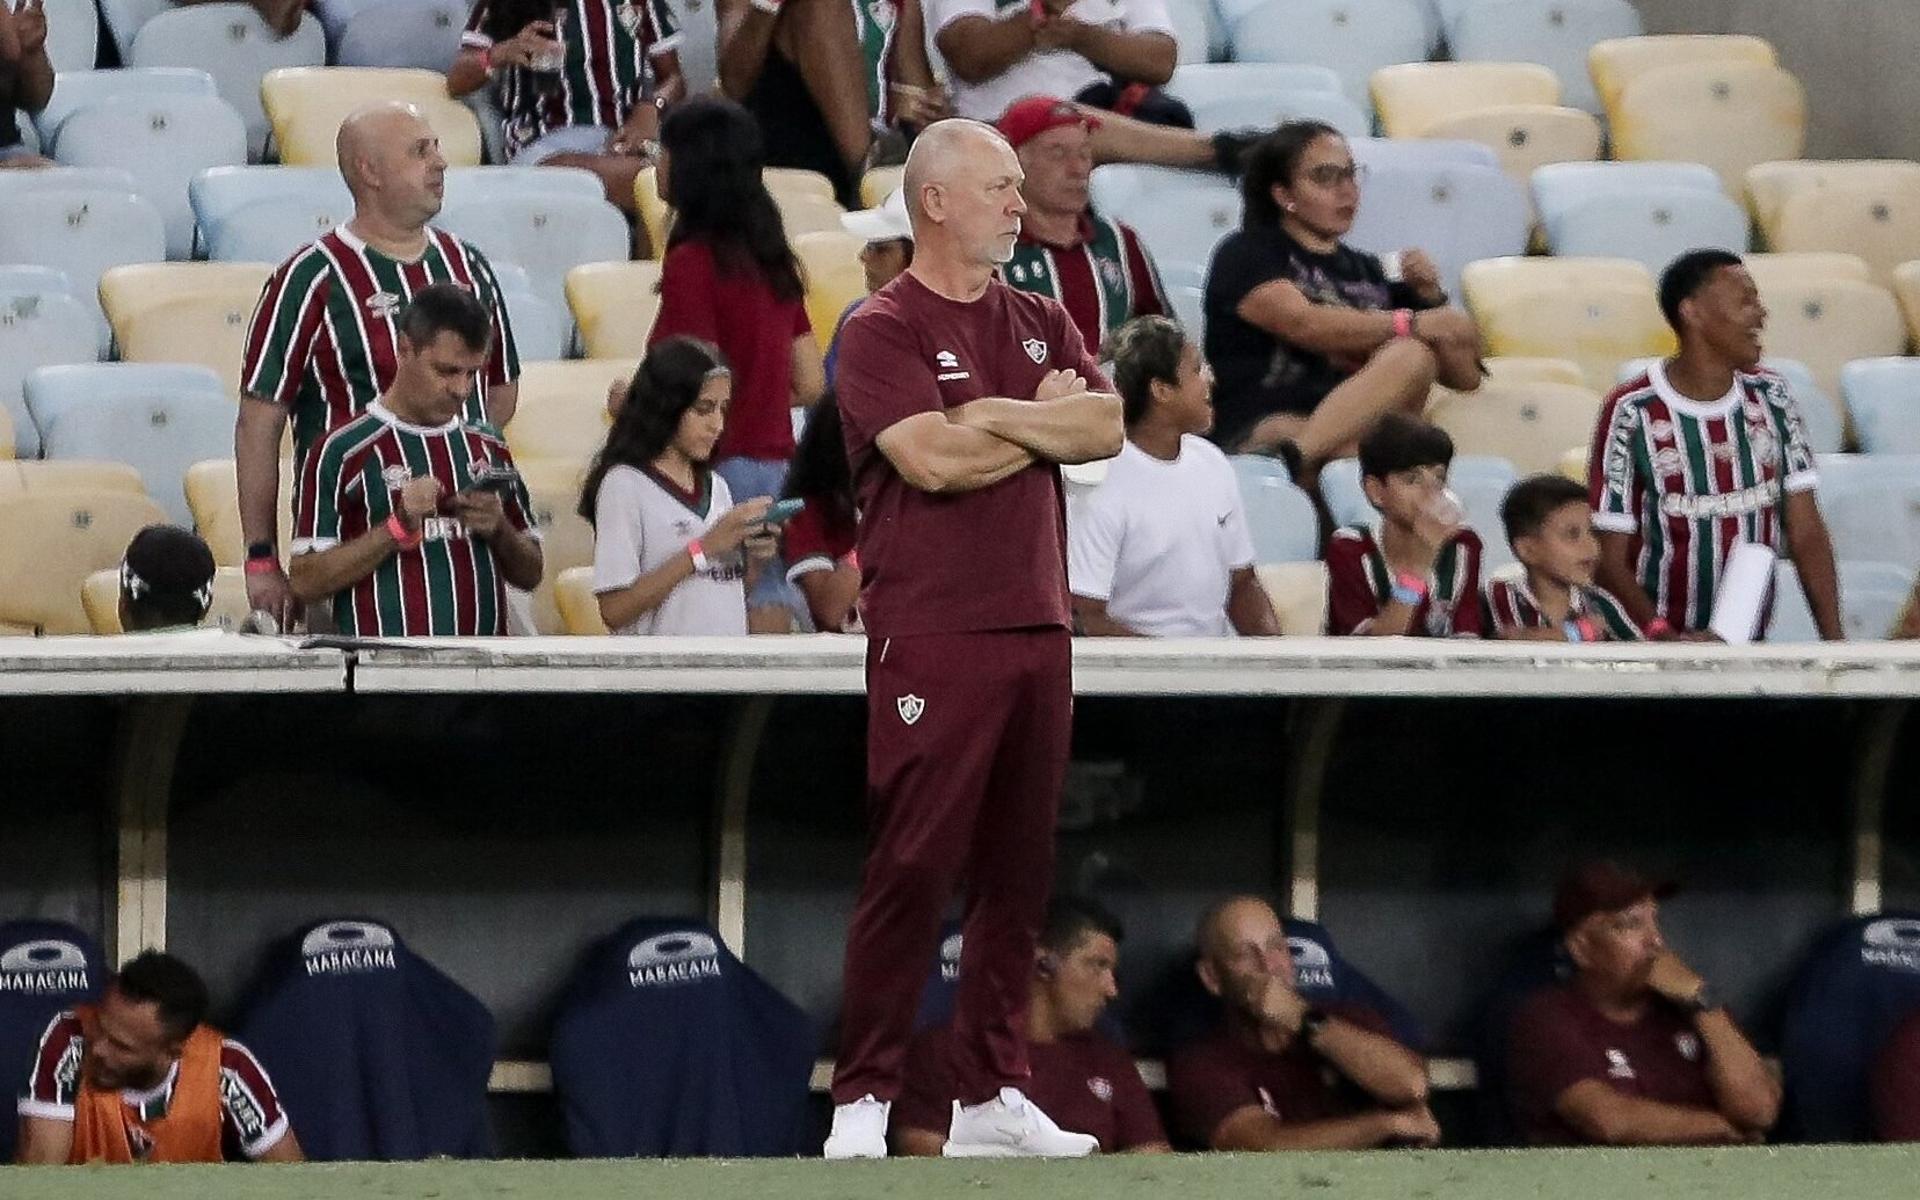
[243,556,280,577]
[1645,617,1673,640]
[1392,308,1414,339]
[387,513,422,550]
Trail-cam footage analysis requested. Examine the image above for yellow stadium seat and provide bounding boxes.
[1424,106,1601,196]
[1254,562,1328,636]
[1557,446,1587,485]
[522,475,595,636]
[1893,261,1920,346]
[81,566,252,635]
[861,165,904,211]
[1769,177,1920,288]
[1479,357,1589,388]
[516,456,589,497]
[1754,276,1907,406]
[1370,62,1561,139]
[1610,62,1806,196]
[1,460,147,498]
[776,191,849,238]
[261,67,482,168]
[565,261,663,360]
[1742,252,1873,291]
[1426,380,1605,476]
[100,263,274,393]
[764,167,837,203]
[1463,257,1673,392]
[1461,255,1652,318]
[1746,160,1920,245]
[632,166,671,259]
[184,459,295,567]
[506,360,631,464]
[1588,33,1777,123]
[792,231,867,355]
[0,491,170,634]
[554,565,609,635]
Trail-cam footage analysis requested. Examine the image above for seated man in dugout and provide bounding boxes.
[1167,895,1437,1150]
[17,951,304,1164]
[1505,860,1780,1146]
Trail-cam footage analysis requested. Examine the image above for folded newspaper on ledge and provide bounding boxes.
[1710,542,1777,645]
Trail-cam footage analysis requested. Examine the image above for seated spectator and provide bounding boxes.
[289,285,544,635]
[1167,896,1435,1151]
[584,336,777,635]
[450,0,684,250]
[1326,414,1482,638]
[780,394,860,632]
[930,0,1176,125]
[717,0,881,207]
[1069,316,1278,637]
[1204,122,1481,483]
[16,951,303,1165]
[118,527,217,633]
[855,0,952,140]
[827,187,916,385]
[891,896,1169,1155]
[1486,475,1641,642]
[1506,861,1780,1146]
[1591,249,1841,642]
[0,0,52,169]
[998,98,1166,355]
[1872,1005,1920,1141]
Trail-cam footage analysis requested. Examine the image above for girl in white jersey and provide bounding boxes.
[581,337,775,635]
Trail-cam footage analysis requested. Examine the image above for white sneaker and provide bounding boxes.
[824,1094,890,1159]
[941,1087,1098,1158]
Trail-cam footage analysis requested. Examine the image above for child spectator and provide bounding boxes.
[581,337,776,635]
[119,526,217,633]
[1487,474,1642,643]
[780,393,861,633]
[1326,413,1482,637]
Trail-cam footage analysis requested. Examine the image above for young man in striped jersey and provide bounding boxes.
[1589,249,1841,641]
[1326,413,1483,638]
[289,285,543,638]
[1485,474,1640,642]
[236,102,522,627]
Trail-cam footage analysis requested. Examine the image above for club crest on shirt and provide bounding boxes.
[616,1,643,34]
[1022,338,1048,364]
[364,291,403,317]
[381,465,412,491]
[1675,1032,1701,1062]
[1087,1076,1114,1104]
[1099,258,1125,289]
[1605,1048,1636,1080]
[896,694,925,725]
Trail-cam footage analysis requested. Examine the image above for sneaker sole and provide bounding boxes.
[941,1141,1028,1158]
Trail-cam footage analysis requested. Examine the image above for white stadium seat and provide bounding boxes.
[0,188,166,342]
[0,288,99,460]
[1346,162,1532,300]
[33,67,216,151]
[1543,186,1750,275]
[205,194,357,263]
[129,5,327,161]
[1230,455,1321,564]
[334,0,468,72]
[40,0,100,72]
[1448,0,1641,115]
[53,94,249,260]
[1088,166,1240,284]
[1229,0,1428,110]
[1842,358,1920,456]
[435,193,631,323]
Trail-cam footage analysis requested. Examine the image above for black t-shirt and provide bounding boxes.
[0,59,24,151]
[1202,225,1423,444]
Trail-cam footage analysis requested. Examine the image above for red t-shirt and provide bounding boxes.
[835,272,1108,637]
[1506,984,1722,1146]
[1871,1006,1920,1140]
[1165,1006,1398,1148]
[647,238,811,463]
[781,498,858,578]
[1325,524,1485,637]
[893,1025,1166,1152]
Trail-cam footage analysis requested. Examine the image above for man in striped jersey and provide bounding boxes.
[997,97,1165,354]
[289,285,543,638]
[1589,250,1841,641]
[236,102,522,627]
[1485,474,1641,642]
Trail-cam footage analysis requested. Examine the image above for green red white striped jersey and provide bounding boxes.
[1588,361,1817,633]
[1483,564,1642,640]
[463,0,681,159]
[292,402,537,637]
[1326,524,1484,637]
[854,0,901,126]
[1001,212,1167,354]
[241,225,520,466]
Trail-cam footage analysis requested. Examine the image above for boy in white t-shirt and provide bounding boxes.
[583,338,776,636]
[1068,316,1281,637]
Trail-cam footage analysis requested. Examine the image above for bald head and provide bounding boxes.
[335,102,446,230]
[900,119,1026,274]
[1197,896,1282,965]
[1194,894,1294,1015]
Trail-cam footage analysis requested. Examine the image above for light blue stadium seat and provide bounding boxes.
[1546,185,1750,276]
[1230,455,1322,563]
[1531,160,1721,229]
[25,364,232,525]
[500,286,569,362]
[129,5,327,162]
[0,264,75,300]
[1617,355,1844,456]
[206,194,357,263]
[334,0,468,72]
[1349,135,1500,172]
[0,188,166,342]
[41,0,99,72]
[1167,284,1206,340]
[1820,462,1920,572]
[12,107,37,154]
[1166,0,1222,64]
[0,164,138,195]
[1167,63,1342,107]
[0,288,98,459]
[98,0,172,59]
[1229,0,1427,110]
[434,193,631,320]
[1447,0,1641,115]
[1319,453,1515,562]
[33,67,216,152]
[1087,166,1240,286]
[1346,162,1531,301]
[1842,358,1920,456]
[1769,559,1913,643]
[53,94,249,261]
[444,165,606,205]
[191,164,353,251]
[1187,87,1370,139]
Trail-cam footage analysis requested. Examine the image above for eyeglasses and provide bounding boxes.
[1302,162,1367,188]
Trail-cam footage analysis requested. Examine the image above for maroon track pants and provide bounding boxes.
[831,628,1072,1106]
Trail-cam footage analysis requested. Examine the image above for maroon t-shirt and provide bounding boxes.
[1506,984,1722,1146]
[648,237,812,463]
[893,1025,1166,1152]
[1871,1006,1920,1141]
[1165,1005,1398,1148]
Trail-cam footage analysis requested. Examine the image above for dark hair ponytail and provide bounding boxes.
[1240,120,1343,230]
[659,95,805,304]
[580,337,730,525]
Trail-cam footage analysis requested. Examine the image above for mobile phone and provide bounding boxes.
[762,498,806,526]
[465,466,519,495]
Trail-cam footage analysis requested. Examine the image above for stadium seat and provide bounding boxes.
[185,457,295,566]
[506,361,629,464]
[1228,0,1428,109]
[445,165,604,205]
[1345,162,1531,301]
[54,94,249,261]
[860,165,903,211]
[772,191,849,238]
[1746,160,1920,248]
[0,187,163,349]
[1449,454,1520,570]
[1769,177,1920,288]
[1183,87,1370,139]
[0,282,97,461]
[237,919,495,1160]
[0,163,139,197]
[1317,457,1372,527]
[500,286,570,363]
[1588,33,1777,124]
[1461,254,1650,312]
[1168,62,1342,107]
[1165,0,1220,65]
[523,471,597,637]
[334,0,467,72]
[1770,561,1913,642]
[1821,468,1920,572]
[792,231,866,355]
[1254,562,1329,635]
[1413,106,1602,198]
[436,193,631,322]
[1229,455,1320,564]
[1349,135,1500,172]
[12,106,37,154]
[764,167,837,204]
[1425,379,1603,476]
[1,460,148,497]
[82,564,252,633]
[0,490,171,634]
[1896,262,1920,347]
[1462,256,1672,389]
[1086,166,1238,285]
[26,363,233,526]
[99,262,274,392]
[1555,445,1584,483]
[1752,276,1906,407]
[564,263,663,361]
[554,565,609,635]
[1842,358,1920,456]
[205,194,355,264]
[128,5,327,161]
[1480,356,1587,387]
[0,920,102,1164]
[1447,0,1641,115]
[1609,63,1807,196]
[1742,251,1873,291]
[261,67,482,168]
[631,167,672,260]
[1530,160,1721,232]
[190,164,352,253]
[1778,912,1920,1139]
[98,0,171,59]
[39,0,100,72]
[550,918,814,1157]
[1541,185,1750,275]
[1370,61,1559,139]
[33,67,217,151]
[0,407,12,460]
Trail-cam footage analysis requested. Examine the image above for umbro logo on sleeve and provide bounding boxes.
[935,350,970,382]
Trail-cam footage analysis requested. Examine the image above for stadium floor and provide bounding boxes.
[4,1147,1920,1199]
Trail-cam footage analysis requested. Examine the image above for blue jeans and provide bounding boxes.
[715,455,808,628]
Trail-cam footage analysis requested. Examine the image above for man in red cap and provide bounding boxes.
[998,96,1167,355]
[1505,861,1779,1146]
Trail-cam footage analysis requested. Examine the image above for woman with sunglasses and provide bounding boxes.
[1202,121,1482,488]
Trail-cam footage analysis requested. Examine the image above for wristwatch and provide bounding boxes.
[246,541,274,562]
